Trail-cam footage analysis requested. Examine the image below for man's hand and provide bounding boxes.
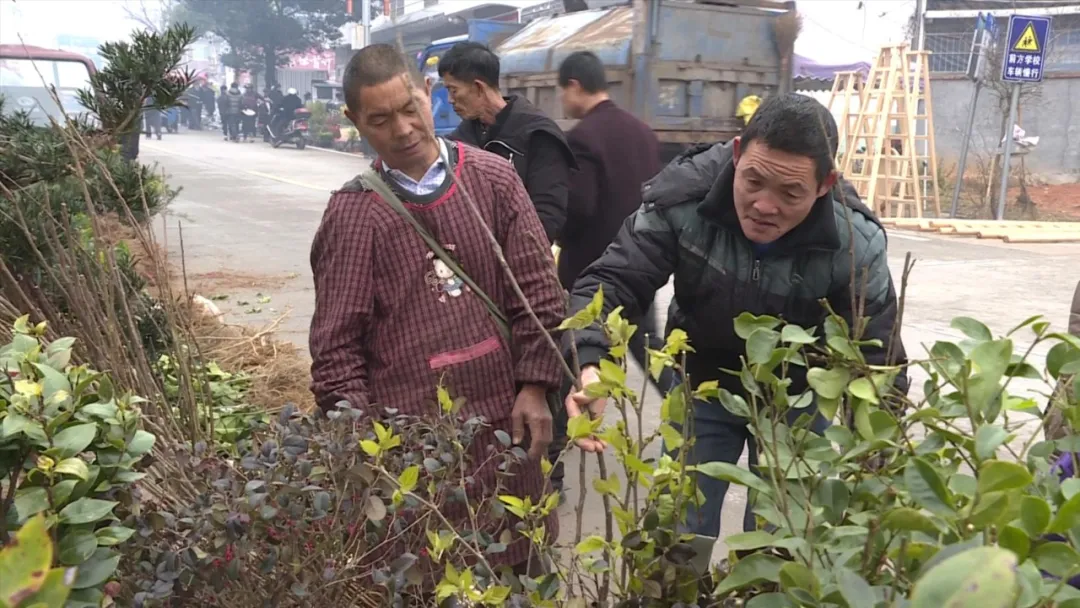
[511,384,553,461]
[565,365,607,452]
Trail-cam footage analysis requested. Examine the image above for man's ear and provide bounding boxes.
[732,136,742,164]
[344,108,358,128]
[424,76,433,97]
[817,170,839,198]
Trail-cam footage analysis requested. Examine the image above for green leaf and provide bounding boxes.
[807,367,850,400]
[1020,495,1051,537]
[1047,341,1080,379]
[13,487,50,523]
[693,461,772,496]
[94,526,135,546]
[910,546,1019,608]
[71,551,120,589]
[724,531,779,551]
[657,423,684,450]
[0,514,53,606]
[398,465,420,493]
[746,328,780,365]
[780,324,817,345]
[1032,542,1080,579]
[59,498,118,525]
[1049,491,1080,534]
[779,561,820,597]
[58,530,98,566]
[125,430,155,456]
[952,316,993,341]
[734,312,781,340]
[881,507,939,536]
[967,339,1013,413]
[816,479,850,524]
[847,377,879,404]
[836,567,877,608]
[19,567,75,607]
[575,535,606,554]
[975,425,1009,461]
[746,593,797,608]
[715,553,785,596]
[969,491,1011,528]
[54,457,90,480]
[567,413,598,441]
[52,424,98,459]
[904,457,954,516]
[827,336,863,361]
[976,461,1032,494]
[717,388,751,419]
[998,525,1030,562]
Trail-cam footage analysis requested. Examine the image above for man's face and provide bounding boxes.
[559,80,586,119]
[732,138,835,244]
[441,74,485,120]
[345,73,435,170]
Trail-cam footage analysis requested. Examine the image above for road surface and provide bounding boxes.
[141,130,1080,559]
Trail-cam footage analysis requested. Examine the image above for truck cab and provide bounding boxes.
[415,19,525,137]
[0,45,96,126]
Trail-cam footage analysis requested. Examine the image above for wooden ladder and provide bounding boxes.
[827,70,865,166]
[841,44,923,218]
[902,49,942,217]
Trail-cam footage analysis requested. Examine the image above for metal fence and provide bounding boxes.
[925,27,1080,74]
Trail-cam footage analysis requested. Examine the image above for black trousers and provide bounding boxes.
[548,301,665,486]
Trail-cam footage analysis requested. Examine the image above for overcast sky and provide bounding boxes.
[0,0,914,64]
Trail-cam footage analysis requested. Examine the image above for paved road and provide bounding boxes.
[141,130,1080,559]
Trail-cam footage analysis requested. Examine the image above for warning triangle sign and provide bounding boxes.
[1014,23,1040,52]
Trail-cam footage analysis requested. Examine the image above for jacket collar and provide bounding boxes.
[698,153,842,254]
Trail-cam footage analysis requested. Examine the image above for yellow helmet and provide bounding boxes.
[736,95,763,126]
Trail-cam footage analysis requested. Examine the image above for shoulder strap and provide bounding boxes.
[358,167,512,343]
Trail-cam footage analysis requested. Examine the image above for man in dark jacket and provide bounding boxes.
[564,94,909,539]
[439,41,574,243]
[223,82,243,141]
[547,51,664,493]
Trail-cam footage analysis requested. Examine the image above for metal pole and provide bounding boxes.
[914,0,926,51]
[362,0,371,49]
[949,80,982,217]
[995,83,1021,220]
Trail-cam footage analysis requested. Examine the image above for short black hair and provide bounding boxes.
[557,51,607,93]
[438,41,500,89]
[342,43,417,112]
[740,93,839,185]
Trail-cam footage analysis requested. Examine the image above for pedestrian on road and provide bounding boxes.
[184,86,203,130]
[240,84,258,142]
[223,82,243,142]
[563,93,909,543]
[217,84,229,138]
[142,96,162,140]
[309,44,565,577]
[439,41,576,244]
[545,51,666,495]
[198,81,216,124]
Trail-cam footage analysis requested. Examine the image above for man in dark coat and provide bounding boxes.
[309,44,565,574]
[439,41,575,243]
[198,81,216,122]
[546,51,665,493]
[222,82,243,141]
[563,94,909,541]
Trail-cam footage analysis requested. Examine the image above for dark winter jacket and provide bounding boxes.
[567,140,909,424]
[223,89,243,115]
[558,100,660,289]
[449,94,576,243]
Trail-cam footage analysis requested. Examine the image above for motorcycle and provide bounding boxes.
[269,107,311,150]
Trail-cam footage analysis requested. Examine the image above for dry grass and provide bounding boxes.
[185,303,315,413]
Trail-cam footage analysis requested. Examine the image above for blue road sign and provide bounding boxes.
[1001,15,1051,83]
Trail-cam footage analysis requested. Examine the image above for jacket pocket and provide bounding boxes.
[428,336,515,421]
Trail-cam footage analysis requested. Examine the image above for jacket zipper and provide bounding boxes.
[751,259,761,282]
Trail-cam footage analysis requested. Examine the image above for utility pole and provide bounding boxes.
[913,0,926,50]
[362,0,372,49]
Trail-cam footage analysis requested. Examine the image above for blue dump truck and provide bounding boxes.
[417,0,796,161]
